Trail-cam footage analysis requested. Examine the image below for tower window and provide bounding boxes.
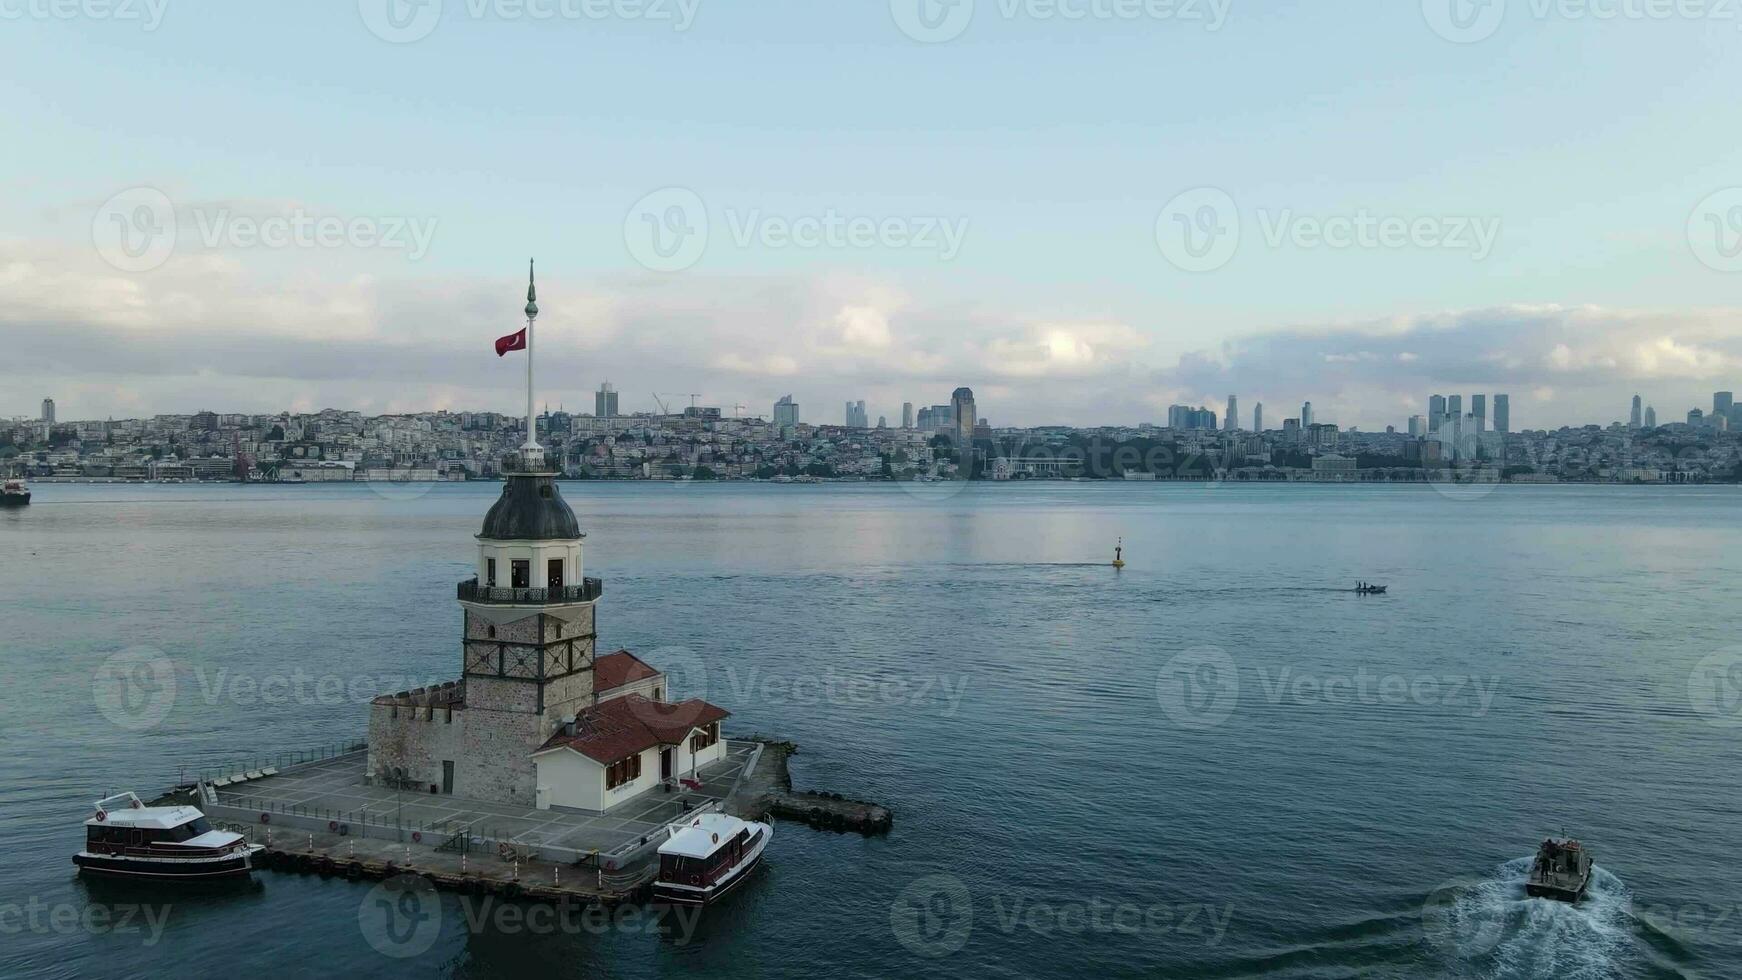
[511,560,530,588]
[486,558,497,587]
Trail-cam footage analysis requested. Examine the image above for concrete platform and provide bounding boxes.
[211,741,755,861]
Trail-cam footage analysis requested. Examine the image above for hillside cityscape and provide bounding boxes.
[7,386,1742,485]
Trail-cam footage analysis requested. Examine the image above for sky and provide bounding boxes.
[4,0,1742,430]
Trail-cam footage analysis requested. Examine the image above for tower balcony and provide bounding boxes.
[457,576,602,605]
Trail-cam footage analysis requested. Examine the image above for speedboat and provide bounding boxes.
[1355,584,1388,594]
[653,811,771,906]
[1526,836,1592,902]
[73,793,263,880]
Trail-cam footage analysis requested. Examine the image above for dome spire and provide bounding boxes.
[519,258,542,465]
[525,258,538,320]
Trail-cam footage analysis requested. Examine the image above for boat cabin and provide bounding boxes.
[657,813,765,890]
[83,794,242,856]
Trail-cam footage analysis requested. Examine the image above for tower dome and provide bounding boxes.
[479,472,580,541]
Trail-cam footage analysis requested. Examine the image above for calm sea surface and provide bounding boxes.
[2,481,1739,979]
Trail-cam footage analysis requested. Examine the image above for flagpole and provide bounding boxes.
[522,258,540,465]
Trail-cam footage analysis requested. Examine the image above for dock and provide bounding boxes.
[159,734,891,904]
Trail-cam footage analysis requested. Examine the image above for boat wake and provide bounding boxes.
[1425,857,1638,979]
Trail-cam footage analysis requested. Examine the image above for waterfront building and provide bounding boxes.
[1631,395,1643,429]
[595,383,619,419]
[1493,394,1510,434]
[366,264,728,810]
[902,402,914,429]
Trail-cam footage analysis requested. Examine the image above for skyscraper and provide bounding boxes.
[1644,405,1657,428]
[40,398,54,424]
[1447,394,1462,420]
[1716,392,1734,420]
[1630,395,1643,429]
[773,395,799,432]
[902,402,914,429]
[1493,394,1510,433]
[1428,395,1446,433]
[1408,415,1426,437]
[1254,402,1264,433]
[1300,402,1314,428]
[951,387,976,448]
[594,382,618,418]
[845,401,869,428]
[1167,405,1218,430]
[1225,395,1238,431]
[1471,394,1486,433]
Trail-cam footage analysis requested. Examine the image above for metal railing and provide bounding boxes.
[457,577,602,605]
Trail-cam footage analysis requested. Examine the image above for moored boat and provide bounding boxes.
[73,793,263,880]
[1,478,29,507]
[653,811,771,906]
[1526,836,1592,902]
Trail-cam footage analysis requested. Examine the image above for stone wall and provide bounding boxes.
[366,690,466,793]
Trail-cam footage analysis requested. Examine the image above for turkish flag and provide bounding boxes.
[495,328,526,357]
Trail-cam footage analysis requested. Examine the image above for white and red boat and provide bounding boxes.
[653,811,771,906]
[73,793,263,880]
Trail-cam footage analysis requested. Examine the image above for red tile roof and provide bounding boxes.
[594,650,661,693]
[535,694,728,765]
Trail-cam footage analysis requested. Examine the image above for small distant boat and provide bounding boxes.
[1112,538,1126,569]
[1527,837,1592,902]
[1,478,29,507]
[653,811,771,906]
[1354,583,1388,594]
[74,793,263,880]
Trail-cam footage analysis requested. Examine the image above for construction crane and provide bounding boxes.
[655,393,704,413]
[732,403,747,418]
[650,393,670,415]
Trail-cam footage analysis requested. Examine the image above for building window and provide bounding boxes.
[547,558,564,590]
[486,558,497,587]
[689,722,719,754]
[606,753,643,790]
[511,560,530,588]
